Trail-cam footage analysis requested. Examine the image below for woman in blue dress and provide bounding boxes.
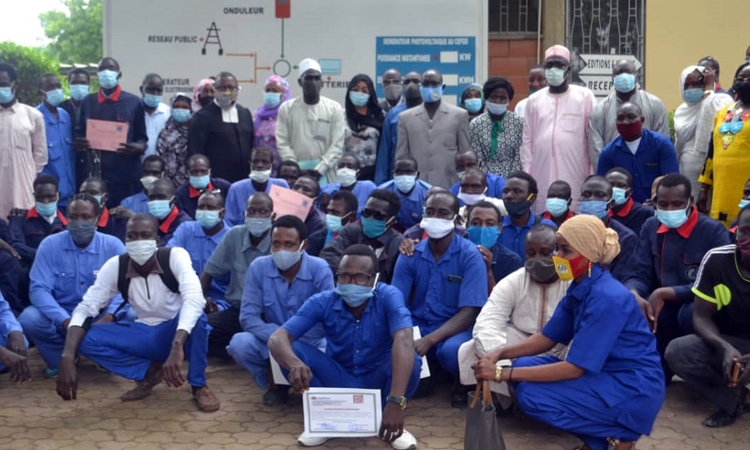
[474,214,664,450]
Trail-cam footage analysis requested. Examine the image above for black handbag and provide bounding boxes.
[464,380,507,450]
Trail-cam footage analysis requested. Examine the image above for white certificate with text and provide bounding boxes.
[301,388,382,438]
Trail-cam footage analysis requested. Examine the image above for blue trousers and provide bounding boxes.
[418,325,472,380]
[226,332,326,390]
[513,356,642,450]
[286,340,422,404]
[78,314,211,387]
[18,306,109,369]
[0,333,29,371]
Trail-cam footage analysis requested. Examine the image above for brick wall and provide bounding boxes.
[488,38,541,109]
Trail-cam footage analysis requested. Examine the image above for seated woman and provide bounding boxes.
[474,215,664,450]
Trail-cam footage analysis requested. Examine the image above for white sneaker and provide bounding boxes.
[297,433,330,447]
[391,430,417,450]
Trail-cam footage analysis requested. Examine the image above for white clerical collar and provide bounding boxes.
[214,100,239,123]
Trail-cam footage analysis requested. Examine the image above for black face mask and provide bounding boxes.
[525,257,559,284]
[198,96,214,108]
[734,82,750,103]
[505,200,531,218]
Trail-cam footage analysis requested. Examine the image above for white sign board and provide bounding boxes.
[103,0,488,108]
[577,53,642,98]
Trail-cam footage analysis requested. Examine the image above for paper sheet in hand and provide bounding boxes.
[86,119,128,152]
[269,185,314,221]
[301,388,382,438]
[413,326,431,379]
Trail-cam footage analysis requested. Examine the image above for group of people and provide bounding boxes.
[2,42,750,450]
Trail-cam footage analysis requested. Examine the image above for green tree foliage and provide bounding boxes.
[40,0,102,64]
[0,42,60,105]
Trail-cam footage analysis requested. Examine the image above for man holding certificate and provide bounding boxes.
[269,244,421,449]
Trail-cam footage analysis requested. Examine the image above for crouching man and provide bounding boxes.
[269,244,421,449]
[55,214,220,412]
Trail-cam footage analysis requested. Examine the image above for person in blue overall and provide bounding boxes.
[377,155,431,231]
[0,289,30,382]
[623,174,729,377]
[268,244,421,450]
[18,194,126,378]
[168,191,231,312]
[292,175,328,239]
[74,57,147,208]
[174,154,232,220]
[474,215,665,450]
[227,215,333,406]
[605,167,654,236]
[224,147,289,226]
[320,155,377,218]
[500,171,557,261]
[541,180,576,229]
[37,73,76,208]
[392,192,488,406]
[146,178,191,246]
[449,150,506,205]
[306,190,358,257]
[79,177,126,241]
[115,155,165,217]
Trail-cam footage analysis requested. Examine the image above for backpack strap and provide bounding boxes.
[156,247,180,294]
[112,253,132,321]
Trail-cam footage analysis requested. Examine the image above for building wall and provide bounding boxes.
[645,1,750,110]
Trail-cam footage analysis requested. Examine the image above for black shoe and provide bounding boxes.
[411,377,436,399]
[451,392,468,409]
[702,409,739,428]
[262,387,289,406]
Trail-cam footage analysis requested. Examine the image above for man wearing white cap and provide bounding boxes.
[276,58,346,183]
[520,45,598,216]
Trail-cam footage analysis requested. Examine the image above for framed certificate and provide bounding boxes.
[301,388,382,438]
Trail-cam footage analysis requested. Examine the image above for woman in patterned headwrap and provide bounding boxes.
[254,75,291,175]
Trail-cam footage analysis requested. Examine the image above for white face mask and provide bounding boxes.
[420,217,456,239]
[140,176,159,192]
[249,169,271,184]
[457,191,486,206]
[336,168,358,187]
[125,240,158,266]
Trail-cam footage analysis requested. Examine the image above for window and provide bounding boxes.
[489,0,540,35]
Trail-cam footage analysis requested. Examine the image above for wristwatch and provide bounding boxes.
[386,395,408,410]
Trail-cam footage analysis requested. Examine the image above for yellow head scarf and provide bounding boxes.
[557,215,621,265]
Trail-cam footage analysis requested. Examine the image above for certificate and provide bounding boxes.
[269,184,314,221]
[86,119,129,152]
[302,388,382,438]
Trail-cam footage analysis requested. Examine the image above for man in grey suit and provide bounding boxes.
[396,69,471,189]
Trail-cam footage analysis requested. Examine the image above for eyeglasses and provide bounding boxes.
[361,208,389,221]
[336,272,375,286]
[383,79,402,86]
[403,79,421,86]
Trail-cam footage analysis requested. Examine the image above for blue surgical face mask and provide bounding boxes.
[394,175,417,193]
[545,68,566,87]
[361,217,388,239]
[579,200,610,220]
[467,226,500,249]
[739,199,750,209]
[272,244,304,271]
[263,92,282,108]
[613,73,636,93]
[45,89,64,107]
[190,174,211,190]
[92,195,103,205]
[612,187,629,206]
[335,274,379,308]
[545,198,569,218]
[683,88,704,104]
[245,217,273,237]
[420,85,443,103]
[486,101,507,116]
[97,70,119,89]
[143,93,162,108]
[36,201,58,218]
[326,214,347,233]
[147,199,173,219]
[0,86,14,104]
[69,84,89,101]
[464,98,483,114]
[196,210,222,229]
[656,204,691,229]
[349,91,370,107]
[171,108,191,123]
